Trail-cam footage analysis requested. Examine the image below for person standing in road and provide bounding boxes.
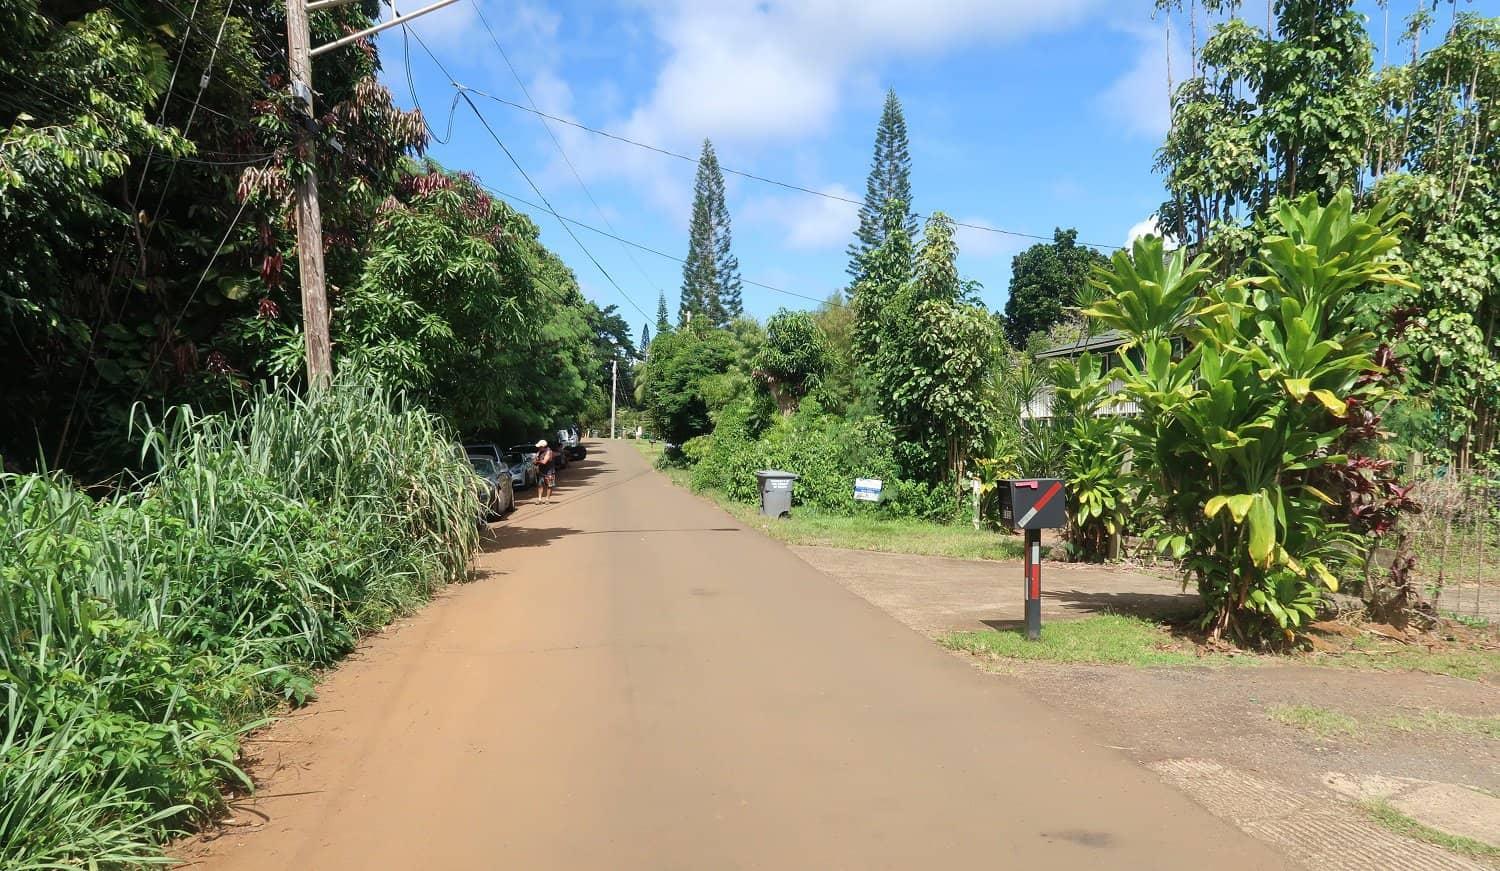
[534,439,557,504]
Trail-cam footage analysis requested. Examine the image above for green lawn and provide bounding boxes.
[632,440,1023,561]
[942,615,1204,667]
[943,613,1499,681]
[1268,703,1360,738]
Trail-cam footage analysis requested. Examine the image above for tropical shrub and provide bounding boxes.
[687,403,921,516]
[1086,192,1413,641]
[0,379,477,866]
[1049,355,1130,560]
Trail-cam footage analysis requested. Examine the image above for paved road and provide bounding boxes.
[186,442,1288,869]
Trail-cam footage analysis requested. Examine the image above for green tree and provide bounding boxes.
[753,310,831,415]
[638,328,738,444]
[1156,0,1374,246]
[640,322,651,353]
[847,90,917,280]
[1154,2,1500,462]
[655,289,671,334]
[850,199,916,367]
[0,0,426,474]
[861,212,995,484]
[810,292,862,413]
[679,139,740,327]
[1002,229,1107,347]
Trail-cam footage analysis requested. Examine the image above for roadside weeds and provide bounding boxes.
[1361,800,1500,864]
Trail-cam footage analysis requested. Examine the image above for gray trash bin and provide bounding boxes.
[755,469,799,518]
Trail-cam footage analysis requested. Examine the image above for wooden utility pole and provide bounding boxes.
[285,0,333,387]
[610,358,618,439]
[284,0,457,387]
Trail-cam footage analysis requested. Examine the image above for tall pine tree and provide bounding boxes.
[679,139,741,328]
[655,290,671,334]
[705,145,742,319]
[640,322,651,353]
[847,90,917,281]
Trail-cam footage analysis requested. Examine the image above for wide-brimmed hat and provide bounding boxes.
[535,439,547,448]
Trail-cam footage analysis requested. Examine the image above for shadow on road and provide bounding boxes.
[568,527,740,536]
[482,525,581,552]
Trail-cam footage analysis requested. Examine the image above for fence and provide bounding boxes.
[1396,470,1499,623]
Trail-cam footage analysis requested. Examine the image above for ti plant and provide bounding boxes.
[1049,354,1129,560]
[1086,191,1415,642]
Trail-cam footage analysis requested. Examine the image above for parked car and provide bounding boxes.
[508,443,545,481]
[558,425,586,460]
[468,455,514,521]
[504,448,538,490]
[465,442,503,464]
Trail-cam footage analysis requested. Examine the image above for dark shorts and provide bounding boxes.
[543,469,556,486]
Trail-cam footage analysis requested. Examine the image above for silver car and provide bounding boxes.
[468,455,514,520]
[504,447,538,490]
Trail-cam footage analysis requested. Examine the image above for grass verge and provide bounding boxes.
[1385,709,1500,739]
[1361,800,1500,862]
[1317,646,1500,684]
[941,615,1202,666]
[631,440,1024,561]
[1267,704,1360,738]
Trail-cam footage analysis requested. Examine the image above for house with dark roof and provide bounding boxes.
[1022,329,1141,420]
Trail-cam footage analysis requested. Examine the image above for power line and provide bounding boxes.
[477,183,835,308]
[457,89,650,321]
[405,29,650,321]
[96,0,275,112]
[468,0,673,316]
[455,88,1122,252]
[399,33,839,309]
[133,194,256,399]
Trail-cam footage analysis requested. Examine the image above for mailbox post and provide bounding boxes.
[997,478,1067,641]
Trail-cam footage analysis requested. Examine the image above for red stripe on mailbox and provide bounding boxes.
[1033,480,1063,513]
[1029,562,1040,598]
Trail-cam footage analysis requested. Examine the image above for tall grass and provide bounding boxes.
[0,379,478,867]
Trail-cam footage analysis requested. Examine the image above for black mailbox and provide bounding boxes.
[998,478,1067,642]
[998,479,1066,531]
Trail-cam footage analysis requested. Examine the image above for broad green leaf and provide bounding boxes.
[1310,389,1347,416]
[1246,493,1275,568]
[1225,493,1256,523]
[1309,559,1338,591]
[1283,378,1311,401]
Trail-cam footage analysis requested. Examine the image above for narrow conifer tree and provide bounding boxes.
[847,90,917,280]
[679,139,741,328]
[655,290,671,334]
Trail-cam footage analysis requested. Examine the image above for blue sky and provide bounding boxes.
[371,0,1489,331]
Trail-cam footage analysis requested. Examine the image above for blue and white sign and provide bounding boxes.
[853,478,884,503]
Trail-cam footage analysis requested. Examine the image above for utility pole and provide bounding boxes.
[284,0,459,387]
[285,0,332,387]
[610,358,618,439]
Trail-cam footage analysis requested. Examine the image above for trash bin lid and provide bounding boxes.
[754,469,799,480]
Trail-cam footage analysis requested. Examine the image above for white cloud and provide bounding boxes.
[619,0,1102,150]
[1097,18,1186,140]
[744,184,860,251]
[523,0,1103,216]
[1125,214,1179,250]
[955,218,1027,261]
